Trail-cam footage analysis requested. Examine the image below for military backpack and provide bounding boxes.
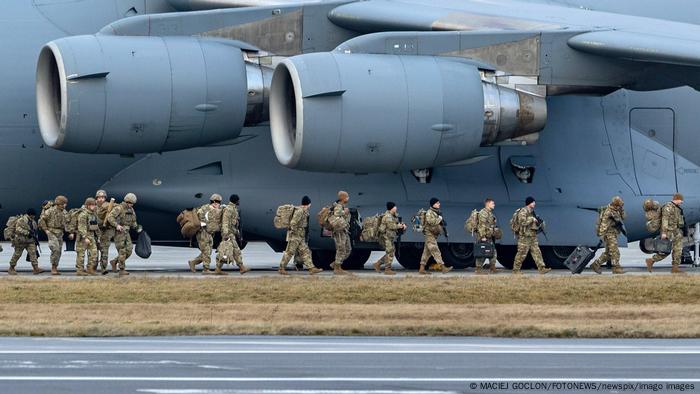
[360,214,383,242]
[595,205,608,237]
[643,199,662,233]
[273,204,297,229]
[177,209,200,239]
[411,209,427,232]
[465,209,479,235]
[317,204,334,231]
[3,216,18,241]
[66,208,82,234]
[509,208,525,236]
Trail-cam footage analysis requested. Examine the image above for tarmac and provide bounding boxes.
[0,336,698,393]
[1,241,699,277]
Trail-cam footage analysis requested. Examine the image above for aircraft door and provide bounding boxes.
[630,108,676,195]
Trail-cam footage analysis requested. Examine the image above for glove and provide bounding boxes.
[200,222,207,227]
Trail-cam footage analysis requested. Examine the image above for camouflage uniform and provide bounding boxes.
[474,207,499,273]
[374,210,401,272]
[331,202,351,268]
[39,204,68,270]
[191,204,222,271]
[591,203,625,273]
[8,215,42,273]
[76,208,100,274]
[106,202,138,272]
[512,207,548,273]
[216,202,248,273]
[97,199,115,271]
[650,202,685,268]
[279,207,319,272]
[419,207,449,271]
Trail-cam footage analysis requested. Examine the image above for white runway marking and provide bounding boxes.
[0,377,699,382]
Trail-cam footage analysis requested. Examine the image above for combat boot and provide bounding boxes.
[418,264,431,275]
[645,258,654,273]
[309,267,323,275]
[118,269,130,276]
[612,266,624,275]
[86,265,97,276]
[202,267,213,275]
[333,265,351,275]
[238,264,251,275]
[489,262,498,274]
[214,266,228,275]
[51,266,61,276]
[590,261,602,275]
[538,267,552,275]
[76,267,88,277]
[110,260,117,273]
[278,266,290,275]
[8,266,17,276]
[512,269,523,275]
[441,264,453,274]
[474,263,483,275]
[31,264,45,275]
[672,265,686,275]
[384,267,396,275]
[372,261,382,273]
[188,260,197,273]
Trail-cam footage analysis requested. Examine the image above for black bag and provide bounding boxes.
[473,241,495,258]
[563,245,597,274]
[653,237,672,254]
[135,230,152,259]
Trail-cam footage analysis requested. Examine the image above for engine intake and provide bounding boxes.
[36,35,270,154]
[269,53,546,172]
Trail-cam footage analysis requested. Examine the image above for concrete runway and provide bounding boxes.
[1,241,699,277]
[0,336,698,393]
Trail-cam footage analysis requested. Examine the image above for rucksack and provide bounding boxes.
[177,209,200,239]
[643,199,662,233]
[360,214,383,242]
[412,209,427,232]
[317,204,333,231]
[465,209,479,234]
[66,208,81,233]
[274,204,296,229]
[595,205,608,237]
[204,206,223,233]
[510,208,525,235]
[4,216,18,240]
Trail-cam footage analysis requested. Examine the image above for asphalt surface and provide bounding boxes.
[0,336,698,393]
[1,241,700,277]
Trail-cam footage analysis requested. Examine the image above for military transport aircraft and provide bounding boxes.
[4,0,700,269]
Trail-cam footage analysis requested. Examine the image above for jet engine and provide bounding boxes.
[269,53,546,172]
[36,35,271,154]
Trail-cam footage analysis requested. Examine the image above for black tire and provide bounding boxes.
[397,243,423,270]
[541,245,575,270]
[342,248,372,270]
[496,245,535,270]
[439,243,475,269]
[311,249,335,270]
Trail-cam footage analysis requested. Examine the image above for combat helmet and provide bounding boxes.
[95,190,107,198]
[210,193,222,203]
[84,197,97,206]
[611,196,624,207]
[123,193,137,204]
[54,195,68,205]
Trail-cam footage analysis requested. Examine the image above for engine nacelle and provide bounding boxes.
[36,35,270,154]
[269,53,546,172]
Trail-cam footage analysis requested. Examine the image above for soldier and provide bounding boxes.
[646,193,686,274]
[188,194,223,274]
[474,198,500,274]
[590,196,626,274]
[106,193,139,276]
[512,197,551,275]
[216,194,250,275]
[278,196,323,275]
[331,191,353,275]
[418,198,453,275]
[39,195,69,275]
[96,190,115,273]
[372,201,406,275]
[75,198,100,276]
[8,209,45,275]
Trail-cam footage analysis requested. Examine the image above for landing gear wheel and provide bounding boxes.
[439,243,475,269]
[342,249,371,270]
[542,246,575,270]
[496,245,535,270]
[397,243,423,270]
[311,250,335,270]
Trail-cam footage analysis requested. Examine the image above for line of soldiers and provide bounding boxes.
[5,190,140,276]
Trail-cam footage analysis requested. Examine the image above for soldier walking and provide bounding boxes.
[216,194,251,275]
[278,196,323,275]
[511,197,551,275]
[474,198,500,274]
[372,201,406,275]
[188,194,223,274]
[646,193,687,274]
[96,190,115,273]
[8,209,45,275]
[39,195,68,275]
[75,198,100,276]
[331,191,353,275]
[418,198,453,275]
[590,196,626,274]
[106,193,139,276]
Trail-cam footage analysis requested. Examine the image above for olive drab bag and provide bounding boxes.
[465,209,479,234]
[177,209,200,239]
[360,214,383,242]
[411,209,427,232]
[3,216,17,241]
[66,208,82,234]
[317,204,334,231]
[643,199,662,233]
[509,208,525,236]
[273,204,296,229]
[595,205,607,237]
